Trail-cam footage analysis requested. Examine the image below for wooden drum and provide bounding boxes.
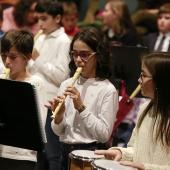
[69,150,105,170]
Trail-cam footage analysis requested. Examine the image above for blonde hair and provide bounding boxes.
[106,0,135,37]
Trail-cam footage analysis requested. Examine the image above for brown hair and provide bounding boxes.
[13,0,38,27]
[158,3,170,15]
[1,28,34,58]
[137,52,170,147]
[62,1,78,17]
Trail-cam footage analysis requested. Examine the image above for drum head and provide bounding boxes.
[69,150,105,162]
[92,159,138,170]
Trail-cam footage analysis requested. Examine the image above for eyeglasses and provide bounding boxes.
[69,51,96,61]
[140,72,153,81]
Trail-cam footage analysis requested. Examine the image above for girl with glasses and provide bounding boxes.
[95,52,170,170]
[45,26,119,170]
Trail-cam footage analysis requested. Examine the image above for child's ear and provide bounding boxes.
[55,14,61,24]
[27,53,32,61]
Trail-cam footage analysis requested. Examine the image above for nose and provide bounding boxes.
[33,12,37,18]
[76,55,82,63]
[5,57,10,67]
[38,20,43,27]
[138,76,142,84]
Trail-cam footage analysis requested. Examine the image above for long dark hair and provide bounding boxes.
[13,0,38,27]
[69,26,112,80]
[137,52,170,146]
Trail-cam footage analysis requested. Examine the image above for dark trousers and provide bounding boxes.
[113,122,135,147]
[61,142,106,170]
[0,157,36,170]
[45,109,62,170]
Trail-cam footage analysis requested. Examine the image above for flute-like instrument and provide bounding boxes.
[2,68,10,79]
[34,29,43,42]
[51,67,83,119]
[129,84,141,99]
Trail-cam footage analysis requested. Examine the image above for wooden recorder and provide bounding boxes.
[51,67,83,119]
[2,68,10,79]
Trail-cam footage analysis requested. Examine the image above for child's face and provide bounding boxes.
[25,2,37,26]
[102,3,118,27]
[71,40,97,78]
[157,13,170,34]
[37,12,60,34]
[1,47,29,76]
[62,14,78,32]
[138,62,155,99]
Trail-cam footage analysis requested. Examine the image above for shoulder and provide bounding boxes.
[96,79,117,94]
[52,28,71,44]
[146,32,159,40]
[144,32,158,45]
[58,32,71,43]
[146,32,158,39]
[27,75,45,87]
[138,100,151,116]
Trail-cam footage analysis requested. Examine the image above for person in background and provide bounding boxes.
[45,26,119,170]
[0,28,47,170]
[102,0,138,46]
[61,1,80,39]
[144,3,170,52]
[0,5,4,41]
[1,0,39,35]
[27,1,71,170]
[95,52,170,170]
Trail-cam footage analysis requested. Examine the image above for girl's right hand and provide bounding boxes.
[45,95,65,124]
[94,148,122,161]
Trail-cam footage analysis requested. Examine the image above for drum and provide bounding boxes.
[69,150,105,170]
[91,159,138,170]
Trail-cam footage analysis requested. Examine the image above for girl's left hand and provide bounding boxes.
[119,161,145,170]
[64,85,83,110]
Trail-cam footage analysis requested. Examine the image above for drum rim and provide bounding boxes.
[69,152,104,162]
[91,159,138,170]
[91,159,108,170]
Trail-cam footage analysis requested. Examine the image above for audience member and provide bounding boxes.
[95,52,170,170]
[27,1,71,170]
[61,1,80,39]
[0,5,4,41]
[45,26,119,170]
[102,0,138,46]
[1,0,39,35]
[144,3,170,52]
[0,28,47,170]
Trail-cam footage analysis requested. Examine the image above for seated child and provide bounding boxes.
[62,1,80,39]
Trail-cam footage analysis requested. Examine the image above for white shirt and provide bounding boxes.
[154,32,170,52]
[0,57,5,75]
[27,27,71,101]
[52,76,119,144]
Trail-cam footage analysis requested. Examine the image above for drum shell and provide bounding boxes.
[69,150,105,170]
